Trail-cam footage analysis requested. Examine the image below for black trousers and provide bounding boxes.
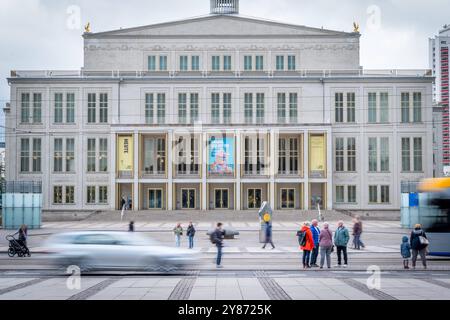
[336,246,348,265]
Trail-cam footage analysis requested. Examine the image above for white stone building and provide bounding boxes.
[5,0,433,213]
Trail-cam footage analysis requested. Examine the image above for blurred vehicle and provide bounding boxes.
[44,231,200,272]
[417,178,450,256]
[206,227,239,239]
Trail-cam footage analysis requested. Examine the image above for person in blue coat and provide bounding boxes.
[310,219,321,267]
[401,236,411,269]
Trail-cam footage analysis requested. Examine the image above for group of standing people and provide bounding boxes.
[401,224,429,269]
[298,219,354,269]
[173,222,197,249]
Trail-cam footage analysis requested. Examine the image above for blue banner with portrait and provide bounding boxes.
[208,137,235,175]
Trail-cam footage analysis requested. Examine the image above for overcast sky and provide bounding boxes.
[1,0,449,140]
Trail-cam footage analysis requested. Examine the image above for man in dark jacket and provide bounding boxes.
[262,222,275,249]
[212,223,225,268]
[187,222,196,249]
[310,219,321,267]
[410,224,428,269]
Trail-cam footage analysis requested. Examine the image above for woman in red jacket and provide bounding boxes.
[300,222,315,269]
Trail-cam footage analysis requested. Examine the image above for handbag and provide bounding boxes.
[419,235,429,246]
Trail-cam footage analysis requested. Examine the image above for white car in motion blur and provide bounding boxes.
[44,231,200,272]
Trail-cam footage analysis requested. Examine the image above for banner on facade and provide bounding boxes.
[309,135,326,177]
[118,136,134,172]
[208,137,235,175]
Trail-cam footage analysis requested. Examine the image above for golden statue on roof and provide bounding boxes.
[84,22,91,33]
[353,22,360,33]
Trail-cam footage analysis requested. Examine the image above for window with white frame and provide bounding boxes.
[175,135,199,176]
[402,137,423,172]
[86,186,108,205]
[20,138,41,173]
[211,93,232,124]
[177,93,200,124]
[401,92,422,123]
[145,93,166,124]
[277,92,298,124]
[244,93,265,124]
[53,138,75,173]
[20,92,42,124]
[244,135,266,175]
[87,138,108,173]
[87,92,108,124]
[143,137,166,175]
[368,137,389,173]
[53,186,75,205]
[278,137,299,175]
[368,92,389,124]
[53,92,75,124]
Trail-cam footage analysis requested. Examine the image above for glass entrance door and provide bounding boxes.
[148,189,162,209]
[281,188,295,209]
[214,189,229,209]
[248,188,262,209]
[182,189,196,209]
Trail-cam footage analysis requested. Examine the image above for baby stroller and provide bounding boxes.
[6,235,31,258]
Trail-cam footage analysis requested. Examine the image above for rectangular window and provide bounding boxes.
[99,186,108,204]
[148,56,156,71]
[145,93,154,124]
[335,93,344,123]
[87,186,96,204]
[66,93,75,123]
[99,93,108,123]
[401,92,410,123]
[53,186,63,204]
[381,186,390,203]
[255,56,264,71]
[54,138,63,172]
[335,138,344,172]
[289,93,298,124]
[66,138,75,172]
[66,186,75,204]
[348,186,356,203]
[347,138,356,172]
[380,92,389,123]
[401,138,411,172]
[54,93,63,123]
[380,137,389,172]
[211,93,220,124]
[414,137,423,172]
[223,55,232,71]
[288,55,296,71]
[277,93,286,124]
[21,93,30,124]
[178,93,187,124]
[336,186,345,203]
[289,138,299,174]
[157,93,166,124]
[159,55,168,71]
[32,138,41,172]
[190,93,199,124]
[368,138,377,172]
[369,186,378,203]
[32,93,42,123]
[180,55,188,71]
[223,93,232,124]
[278,138,286,174]
[87,93,96,123]
[244,137,252,174]
[20,138,30,173]
[157,138,166,174]
[368,93,377,123]
[244,93,253,124]
[413,92,422,123]
[244,55,252,71]
[276,55,285,70]
[99,138,108,172]
[281,189,295,209]
[191,56,200,71]
[347,92,356,123]
[212,56,220,71]
[256,93,265,124]
[87,139,96,172]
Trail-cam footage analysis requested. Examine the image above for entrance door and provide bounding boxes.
[281,189,295,209]
[215,189,229,209]
[248,188,262,209]
[148,189,163,209]
[182,189,196,209]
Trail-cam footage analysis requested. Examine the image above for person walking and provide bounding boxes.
[410,224,428,270]
[334,221,350,267]
[401,236,412,269]
[128,221,135,232]
[262,222,275,249]
[310,219,321,267]
[173,223,183,247]
[319,222,333,269]
[120,196,126,210]
[298,222,314,269]
[211,223,225,268]
[14,224,28,249]
[187,222,196,249]
[352,216,365,250]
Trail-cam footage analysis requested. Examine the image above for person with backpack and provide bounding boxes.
[310,219,321,267]
[334,221,350,267]
[410,224,428,270]
[173,223,183,247]
[319,222,333,269]
[401,236,412,269]
[187,222,196,249]
[298,222,314,269]
[211,223,225,268]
